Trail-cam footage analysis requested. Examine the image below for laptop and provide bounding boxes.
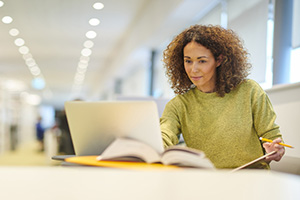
[64,101,165,156]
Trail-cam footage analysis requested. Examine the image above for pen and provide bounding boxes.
[259,137,294,148]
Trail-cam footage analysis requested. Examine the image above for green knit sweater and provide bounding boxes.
[160,79,282,169]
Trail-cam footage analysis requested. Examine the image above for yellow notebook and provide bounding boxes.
[65,156,180,171]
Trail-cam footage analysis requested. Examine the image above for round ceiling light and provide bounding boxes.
[2,16,13,24]
[89,18,100,26]
[93,2,104,10]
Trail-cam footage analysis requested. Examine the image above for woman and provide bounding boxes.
[160,24,285,169]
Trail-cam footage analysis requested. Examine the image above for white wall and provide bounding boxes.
[120,60,150,96]
[266,82,300,158]
[228,0,269,84]
[265,82,300,174]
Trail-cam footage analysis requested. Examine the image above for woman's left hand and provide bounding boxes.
[262,137,285,162]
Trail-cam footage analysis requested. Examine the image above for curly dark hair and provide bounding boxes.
[163,24,252,97]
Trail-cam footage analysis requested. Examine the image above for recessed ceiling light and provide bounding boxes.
[9,28,20,36]
[0,1,4,8]
[81,48,92,57]
[19,46,29,54]
[23,53,33,60]
[2,16,13,24]
[77,67,87,74]
[75,73,85,82]
[72,2,104,95]
[83,40,94,48]
[29,66,41,76]
[85,31,97,39]
[25,58,36,67]
[89,18,100,26]
[93,2,104,10]
[14,38,25,46]
[79,56,90,64]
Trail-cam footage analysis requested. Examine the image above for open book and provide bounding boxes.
[96,137,215,169]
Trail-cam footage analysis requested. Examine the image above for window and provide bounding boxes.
[290,47,300,83]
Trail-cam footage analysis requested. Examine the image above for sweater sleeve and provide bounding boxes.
[160,100,182,148]
[251,81,282,141]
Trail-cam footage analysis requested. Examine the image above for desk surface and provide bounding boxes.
[0,166,299,200]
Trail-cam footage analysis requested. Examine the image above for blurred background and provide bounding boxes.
[0,0,299,166]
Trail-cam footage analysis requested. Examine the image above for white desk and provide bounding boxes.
[0,167,299,200]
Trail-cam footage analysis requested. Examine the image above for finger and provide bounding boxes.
[263,142,273,154]
[274,153,282,161]
[265,153,279,162]
[270,141,283,150]
[263,142,270,149]
[266,150,284,162]
[265,150,276,161]
[277,148,285,157]
[274,144,281,149]
[272,138,282,144]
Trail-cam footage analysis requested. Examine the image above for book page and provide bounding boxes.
[161,146,215,168]
[97,137,161,163]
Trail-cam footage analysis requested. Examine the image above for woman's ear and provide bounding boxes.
[216,55,223,67]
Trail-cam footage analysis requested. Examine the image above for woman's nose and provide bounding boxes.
[191,63,200,73]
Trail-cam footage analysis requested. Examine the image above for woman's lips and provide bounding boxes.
[191,76,202,81]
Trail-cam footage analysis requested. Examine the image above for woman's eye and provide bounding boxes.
[185,60,192,64]
[199,60,206,63]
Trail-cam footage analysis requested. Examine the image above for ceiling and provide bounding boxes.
[0,0,218,110]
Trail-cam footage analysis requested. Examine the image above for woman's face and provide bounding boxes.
[183,41,221,93]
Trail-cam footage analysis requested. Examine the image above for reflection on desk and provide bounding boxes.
[0,167,299,200]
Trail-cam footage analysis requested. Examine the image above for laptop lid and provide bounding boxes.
[64,101,164,156]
